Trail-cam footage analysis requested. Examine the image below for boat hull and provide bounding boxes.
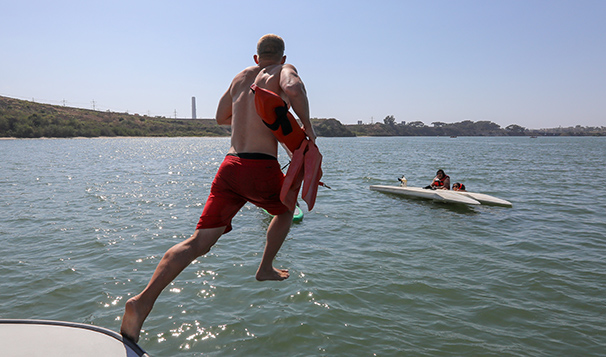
[0,319,149,356]
[454,191,512,207]
[370,185,481,205]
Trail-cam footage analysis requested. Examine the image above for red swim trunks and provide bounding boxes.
[196,153,289,233]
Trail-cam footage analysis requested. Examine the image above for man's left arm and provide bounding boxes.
[280,64,316,143]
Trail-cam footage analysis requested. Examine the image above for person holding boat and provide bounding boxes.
[425,169,450,190]
[120,34,316,343]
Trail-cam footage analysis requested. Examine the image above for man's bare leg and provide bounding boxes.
[120,226,225,342]
[256,210,293,281]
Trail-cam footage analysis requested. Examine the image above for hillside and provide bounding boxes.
[0,96,355,138]
[0,96,231,138]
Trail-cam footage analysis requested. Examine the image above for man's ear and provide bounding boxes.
[254,55,259,64]
[280,56,286,64]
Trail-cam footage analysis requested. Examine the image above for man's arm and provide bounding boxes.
[215,88,232,125]
[280,64,316,142]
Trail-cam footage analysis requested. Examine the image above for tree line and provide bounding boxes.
[347,116,605,137]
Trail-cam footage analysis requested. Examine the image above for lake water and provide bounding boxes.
[1,136,605,356]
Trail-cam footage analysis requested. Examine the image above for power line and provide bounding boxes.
[0,92,194,119]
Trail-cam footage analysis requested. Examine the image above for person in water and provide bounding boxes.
[120,34,316,343]
[426,169,450,190]
[452,182,466,191]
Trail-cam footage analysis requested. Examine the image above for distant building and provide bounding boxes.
[357,120,363,125]
[192,96,197,119]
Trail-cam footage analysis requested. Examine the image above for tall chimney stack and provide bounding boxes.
[191,96,197,119]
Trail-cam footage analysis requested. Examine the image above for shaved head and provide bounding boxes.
[257,34,285,61]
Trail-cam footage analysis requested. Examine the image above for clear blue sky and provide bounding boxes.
[2,0,605,129]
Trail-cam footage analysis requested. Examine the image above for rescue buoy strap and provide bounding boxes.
[267,106,293,136]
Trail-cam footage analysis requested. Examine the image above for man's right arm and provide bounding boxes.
[216,87,232,125]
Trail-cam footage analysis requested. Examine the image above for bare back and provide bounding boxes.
[217,64,288,157]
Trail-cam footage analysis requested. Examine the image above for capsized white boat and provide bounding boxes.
[370,185,481,205]
[0,319,149,357]
[369,185,512,207]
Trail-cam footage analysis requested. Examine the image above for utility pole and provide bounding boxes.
[92,100,96,111]
[174,109,177,119]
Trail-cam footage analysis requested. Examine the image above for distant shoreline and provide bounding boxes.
[3,136,606,141]
[0,136,232,140]
[2,95,605,138]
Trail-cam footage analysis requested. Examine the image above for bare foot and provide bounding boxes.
[120,296,151,343]
[256,267,290,281]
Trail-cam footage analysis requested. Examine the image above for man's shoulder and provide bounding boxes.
[232,66,260,82]
[282,63,298,73]
[229,66,260,91]
[240,65,261,76]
